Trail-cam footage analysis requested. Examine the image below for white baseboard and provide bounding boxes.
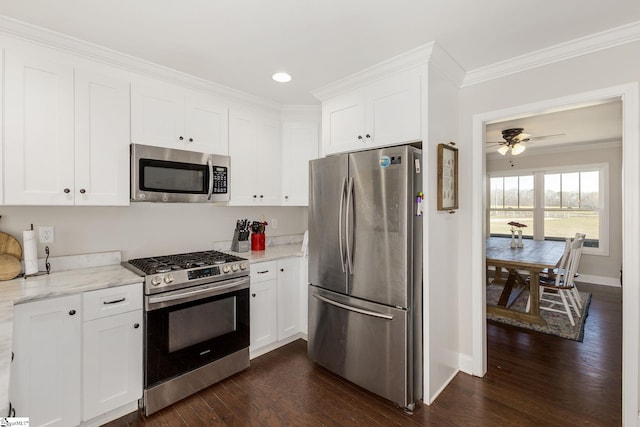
[249,333,305,360]
[487,266,621,287]
[427,368,459,405]
[80,401,139,427]
[577,274,621,287]
[458,353,474,375]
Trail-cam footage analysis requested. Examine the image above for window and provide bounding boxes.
[489,175,534,237]
[488,164,608,255]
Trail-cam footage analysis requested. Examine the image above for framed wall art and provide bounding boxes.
[437,143,458,211]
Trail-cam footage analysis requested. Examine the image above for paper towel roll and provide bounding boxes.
[23,230,38,275]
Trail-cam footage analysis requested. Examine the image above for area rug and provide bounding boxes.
[486,282,592,341]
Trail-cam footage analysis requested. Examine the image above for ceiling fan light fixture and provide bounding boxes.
[511,142,526,155]
[497,145,510,155]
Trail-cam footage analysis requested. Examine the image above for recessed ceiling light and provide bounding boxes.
[272,72,292,83]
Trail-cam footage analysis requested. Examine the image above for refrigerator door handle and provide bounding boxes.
[338,177,347,273]
[345,177,355,275]
[313,293,394,320]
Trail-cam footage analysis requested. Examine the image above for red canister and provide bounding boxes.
[251,233,265,251]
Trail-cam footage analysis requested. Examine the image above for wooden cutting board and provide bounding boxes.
[0,231,22,260]
[0,253,22,281]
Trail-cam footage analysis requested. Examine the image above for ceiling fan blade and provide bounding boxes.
[529,133,566,140]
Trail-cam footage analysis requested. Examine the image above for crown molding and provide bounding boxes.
[281,105,321,113]
[462,20,640,88]
[0,15,282,110]
[311,42,435,101]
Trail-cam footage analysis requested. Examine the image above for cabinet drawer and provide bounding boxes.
[83,282,143,321]
[251,261,277,283]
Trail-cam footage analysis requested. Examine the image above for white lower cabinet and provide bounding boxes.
[82,285,143,421]
[10,294,82,427]
[250,261,278,351]
[250,258,303,356]
[277,258,300,340]
[9,283,143,427]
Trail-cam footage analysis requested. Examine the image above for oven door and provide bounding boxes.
[131,143,229,203]
[144,277,249,388]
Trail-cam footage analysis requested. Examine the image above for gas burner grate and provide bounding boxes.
[128,250,246,274]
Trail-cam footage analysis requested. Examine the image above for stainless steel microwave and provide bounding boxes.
[131,144,230,203]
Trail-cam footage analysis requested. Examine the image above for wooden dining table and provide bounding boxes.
[486,236,566,325]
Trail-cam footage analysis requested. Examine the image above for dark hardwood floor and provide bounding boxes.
[105,282,621,426]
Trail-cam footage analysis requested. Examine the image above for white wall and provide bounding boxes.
[0,205,308,260]
[458,40,640,359]
[486,145,623,281]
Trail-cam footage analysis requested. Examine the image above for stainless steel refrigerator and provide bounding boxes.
[308,145,423,410]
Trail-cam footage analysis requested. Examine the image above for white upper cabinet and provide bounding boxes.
[321,67,423,155]
[131,79,228,155]
[281,120,319,206]
[74,69,131,206]
[228,109,282,205]
[2,47,131,206]
[3,50,75,205]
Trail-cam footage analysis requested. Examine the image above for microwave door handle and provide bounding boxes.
[207,159,214,200]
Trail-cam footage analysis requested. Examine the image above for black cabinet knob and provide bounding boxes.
[179,136,184,141]
[253,195,257,198]
[357,135,363,140]
[284,195,289,199]
[69,309,76,316]
[189,138,193,142]
[365,134,371,138]
[79,189,86,194]
[134,323,140,329]
[64,188,70,194]
[251,293,256,298]
[260,195,264,198]
[280,268,284,272]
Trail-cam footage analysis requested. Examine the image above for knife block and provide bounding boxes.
[231,230,250,252]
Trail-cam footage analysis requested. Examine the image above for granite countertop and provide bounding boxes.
[0,263,143,416]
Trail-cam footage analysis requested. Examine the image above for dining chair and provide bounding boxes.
[540,232,586,309]
[540,238,584,326]
[527,237,584,326]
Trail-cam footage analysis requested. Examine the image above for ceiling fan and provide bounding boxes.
[487,128,565,156]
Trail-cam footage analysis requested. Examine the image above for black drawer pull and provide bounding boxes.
[104,298,126,305]
[257,270,269,274]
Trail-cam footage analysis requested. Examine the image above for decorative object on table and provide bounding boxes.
[486,282,591,341]
[507,221,527,248]
[250,220,268,251]
[231,218,250,252]
[437,142,458,212]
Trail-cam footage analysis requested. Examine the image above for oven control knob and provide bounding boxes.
[222,265,231,273]
[164,274,174,284]
[240,263,248,270]
[151,276,162,286]
[232,264,240,271]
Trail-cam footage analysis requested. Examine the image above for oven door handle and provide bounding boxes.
[146,278,249,310]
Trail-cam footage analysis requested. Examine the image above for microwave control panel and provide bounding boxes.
[212,166,228,194]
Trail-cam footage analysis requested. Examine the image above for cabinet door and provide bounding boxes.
[75,69,131,206]
[249,280,277,351]
[185,92,229,155]
[277,258,300,340]
[83,310,143,421]
[229,109,258,205]
[321,90,365,155]
[256,118,282,205]
[281,121,319,206]
[4,50,75,205]
[10,294,82,426]
[131,79,185,149]
[366,68,422,148]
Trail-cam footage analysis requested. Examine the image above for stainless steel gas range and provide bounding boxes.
[124,250,250,416]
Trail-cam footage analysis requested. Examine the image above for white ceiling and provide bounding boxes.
[1,1,640,105]
[485,101,623,155]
